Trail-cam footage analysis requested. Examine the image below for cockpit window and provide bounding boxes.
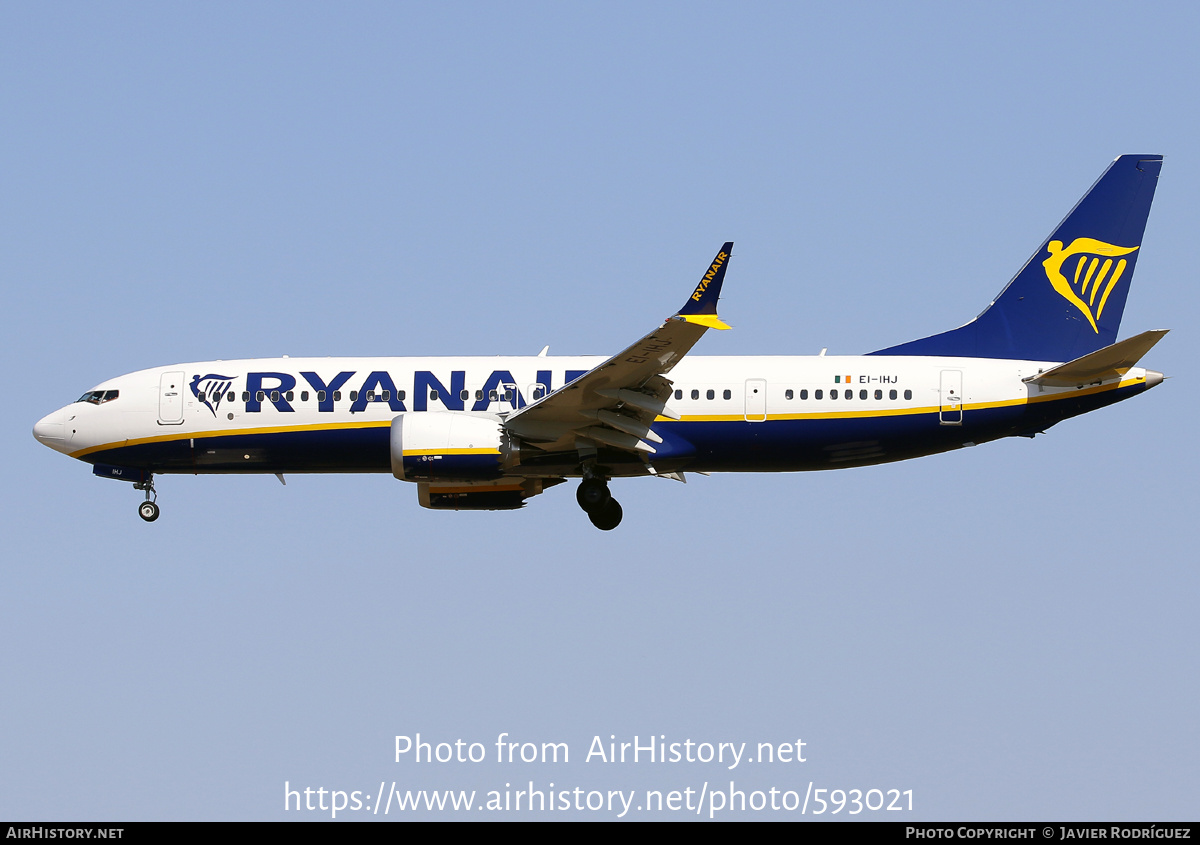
[76,390,119,405]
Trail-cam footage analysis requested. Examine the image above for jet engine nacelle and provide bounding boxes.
[391,411,507,482]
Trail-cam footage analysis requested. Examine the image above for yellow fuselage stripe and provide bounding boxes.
[70,418,390,459]
[402,448,501,457]
[660,376,1144,422]
[72,377,1144,459]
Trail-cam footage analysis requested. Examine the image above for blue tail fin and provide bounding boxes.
[870,155,1162,361]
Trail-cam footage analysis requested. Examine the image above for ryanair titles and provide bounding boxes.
[189,368,590,416]
[689,250,728,303]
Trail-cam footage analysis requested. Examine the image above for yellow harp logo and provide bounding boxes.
[1042,238,1139,332]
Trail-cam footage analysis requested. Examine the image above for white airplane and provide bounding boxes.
[34,155,1167,530]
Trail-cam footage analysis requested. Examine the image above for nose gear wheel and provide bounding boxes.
[134,474,159,522]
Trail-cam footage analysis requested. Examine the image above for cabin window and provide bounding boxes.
[428,390,438,401]
[691,389,699,400]
[723,389,732,400]
[706,389,715,400]
[350,391,358,401]
[904,389,912,400]
[476,390,484,401]
[830,389,838,399]
[317,390,326,402]
[460,389,470,401]
[226,392,235,403]
[674,390,682,400]
[874,389,882,400]
[300,391,309,402]
[333,391,341,401]
[256,391,265,402]
[846,391,853,400]
[382,390,390,401]
[800,389,809,400]
[785,389,793,400]
[860,389,867,400]
[271,391,280,402]
[365,390,374,401]
[889,389,897,400]
[242,391,250,402]
[814,389,823,400]
[489,390,498,401]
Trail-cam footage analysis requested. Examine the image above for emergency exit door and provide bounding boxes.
[744,379,767,422]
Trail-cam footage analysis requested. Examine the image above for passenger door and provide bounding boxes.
[158,371,185,425]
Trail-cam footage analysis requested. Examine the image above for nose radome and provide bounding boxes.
[33,409,69,453]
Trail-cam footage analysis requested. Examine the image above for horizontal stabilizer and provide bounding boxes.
[1023,329,1168,388]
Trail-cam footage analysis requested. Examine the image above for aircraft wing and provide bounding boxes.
[503,242,733,456]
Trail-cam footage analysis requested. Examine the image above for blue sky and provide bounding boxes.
[2,1,1196,820]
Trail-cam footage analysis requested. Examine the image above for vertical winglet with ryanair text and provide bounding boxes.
[674,242,733,329]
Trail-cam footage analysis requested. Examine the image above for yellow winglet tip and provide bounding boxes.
[677,314,732,330]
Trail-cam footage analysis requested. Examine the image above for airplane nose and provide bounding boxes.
[33,409,69,452]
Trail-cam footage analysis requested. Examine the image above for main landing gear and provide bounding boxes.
[577,477,622,531]
[134,474,159,522]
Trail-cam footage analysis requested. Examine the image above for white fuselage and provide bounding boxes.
[34,353,1156,476]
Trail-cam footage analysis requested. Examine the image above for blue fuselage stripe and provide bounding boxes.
[82,382,1146,475]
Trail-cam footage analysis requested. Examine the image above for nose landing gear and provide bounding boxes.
[576,477,622,530]
[134,474,159,522]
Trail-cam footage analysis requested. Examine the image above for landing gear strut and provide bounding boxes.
[576,477,622,530]
[134,474,159,522]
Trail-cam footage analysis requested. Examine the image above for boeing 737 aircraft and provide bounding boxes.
[34,155,1167,530]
